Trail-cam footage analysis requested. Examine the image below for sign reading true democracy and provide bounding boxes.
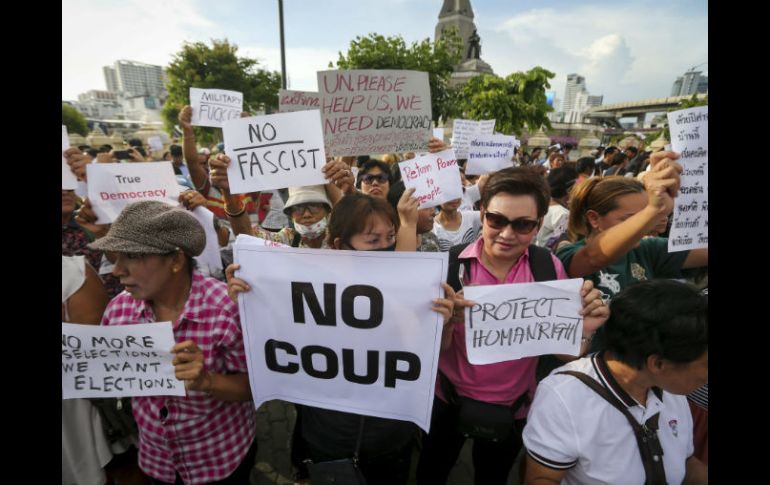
[190,88,244,128]
[233,243,448,431]
[62,322,185,399]
[399,149,463,209]
[317,69,432,157]
[86,162,180,223]
[223,110,327,194]
[463,279,584,365]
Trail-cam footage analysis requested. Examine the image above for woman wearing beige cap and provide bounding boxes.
[90,200,257,485]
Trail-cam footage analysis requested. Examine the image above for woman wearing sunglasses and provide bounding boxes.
[355,159,392,199]
[416,167,608,485]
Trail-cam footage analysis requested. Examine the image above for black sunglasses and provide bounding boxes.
[484,212,539,234]
[360,173,389,184]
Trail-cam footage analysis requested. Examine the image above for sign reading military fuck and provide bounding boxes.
[190,88,244,128]
[463,279,584,364]
[317,69,432,156]
[233,242,448,432]
[86,162,180,223]
[222,111,327,194]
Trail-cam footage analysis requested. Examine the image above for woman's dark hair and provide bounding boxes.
[326,193,399,247]
[480,167,550,218]
[576,157,595,175]
[547,166,578,199]
[605,280,708,369]
[355,159,392,188]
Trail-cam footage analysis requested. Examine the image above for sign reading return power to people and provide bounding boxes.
[62,322,185,399]
[86,162,180,223]
[233,242,448,431]
[223,111,327,194]
[317,69,432,156]
[463,279,584,365]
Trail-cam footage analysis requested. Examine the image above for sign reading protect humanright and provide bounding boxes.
[463,279,584,364]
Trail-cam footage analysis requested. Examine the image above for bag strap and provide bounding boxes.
[439,370,530,415]
[557,370,667,485]
[291,231,302,248]
[352,416,365,464]
[446,242,472,292]
[527,244,557,282]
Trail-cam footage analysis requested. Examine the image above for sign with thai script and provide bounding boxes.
[451,119,496,159]
[279,89,322,113]
[466,134,516,175]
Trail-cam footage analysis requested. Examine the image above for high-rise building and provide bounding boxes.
[75,90,125,119]
[671,70,707,96]
[103,60,166,98]
[563,74,602,124]
[586,95,603,107]
[563,74,586,115]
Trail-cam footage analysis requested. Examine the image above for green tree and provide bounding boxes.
[333,30,463,124]
[62,103,88,136]
[456,67,555,135]
[162,39,282,146]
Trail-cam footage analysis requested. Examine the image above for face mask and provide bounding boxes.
[294,217,328,239]
[372,243,396,252]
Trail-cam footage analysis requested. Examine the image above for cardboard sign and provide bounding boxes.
[279,90,322,113]
[667,106,708,252]
[190,88,244,128]
[62,125,78,190]
[317,69,432,156]
[222,111,327,194]
[466,134,516,175]
[463,279,584,364]
[233,245,448,432]
[86,162,180,223]
[62,322,185,399]
[398,149,463,209]
[451,119,495,159]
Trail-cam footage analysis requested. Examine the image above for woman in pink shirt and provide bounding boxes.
[416,167,608,485]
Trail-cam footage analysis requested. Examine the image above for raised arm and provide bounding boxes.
[178,105,211,194]
[209,154,256,237]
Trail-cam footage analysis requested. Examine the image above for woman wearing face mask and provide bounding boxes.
[208,154,355,248]
[226,192,453,485]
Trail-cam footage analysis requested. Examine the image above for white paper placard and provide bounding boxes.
[466,134,516,175]
[451,119,495,159]
[190,88,244,128]
[279,90,322,113]
[398,149,463,208]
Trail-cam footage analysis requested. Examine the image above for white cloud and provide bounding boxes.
[239,46,339,92]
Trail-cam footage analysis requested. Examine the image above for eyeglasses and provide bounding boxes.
[483,212,539,234]
[290,203,325,216]
[360,173,389,184]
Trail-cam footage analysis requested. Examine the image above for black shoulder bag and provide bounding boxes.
[442,244,556,442]
[557,371,668,485]
[306,416,368,484]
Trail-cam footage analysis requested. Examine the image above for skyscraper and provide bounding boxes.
[563,74,586,116]
[670,70,707,96]
[103,60,166,98]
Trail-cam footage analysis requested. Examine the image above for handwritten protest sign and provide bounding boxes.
[62,322,185,399]
[62,125,78,190]
[317,69,432,156]
[190,88,244,128]
[147,136,163,151]
[223,111,326,194]
[233,244,448,431]
[463,279,584,364]
[466,134,516,175]
[451,119,495,159]
[399,149,463,209]
[189,206,223,278]
[86,162,180,223]
[667,106,708,252]
[279,89,322,113]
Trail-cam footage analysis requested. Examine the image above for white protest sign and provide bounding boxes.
[62,322,185,399]
[235,233,288,248]
[433,128,445,141]
[451,119,495,159]
[147,136,163,151]
[399,149,463,209]
[463,278,584,364]
[317,69,432,156]
[86,162,180,223]
[223,111,327,194]
[466,134,516,175]
[190,88,244,128]
[279,90,322,113]
[234,245,448,432]
[667,106,708,252]
[62,125,78,190]
[189,206,223,278]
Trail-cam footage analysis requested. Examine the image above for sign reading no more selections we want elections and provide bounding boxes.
[463,278,584,365]
[86,162,180,223]
[223,110,327,194]
[317,69,432,156]
[190,88,244,128]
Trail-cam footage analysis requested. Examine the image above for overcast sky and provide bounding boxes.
[62,0,707,105]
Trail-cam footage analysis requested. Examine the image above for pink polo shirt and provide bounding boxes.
[437,237,569,418]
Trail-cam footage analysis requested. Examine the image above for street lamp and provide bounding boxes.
[278,0,287,89]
